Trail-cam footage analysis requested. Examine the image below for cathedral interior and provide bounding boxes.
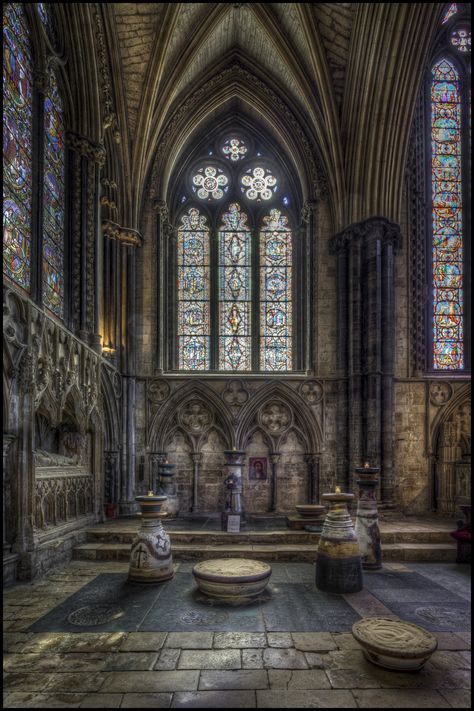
[2,2,471,708]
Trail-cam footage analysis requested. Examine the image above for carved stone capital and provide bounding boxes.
[153,200,169,219]
[301,200,318,224]
[66,132,106,166]
[330,217,402,255]
[191,452,203,465]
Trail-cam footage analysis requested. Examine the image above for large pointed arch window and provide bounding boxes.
[174,136,296,373]
[3,3,34,291]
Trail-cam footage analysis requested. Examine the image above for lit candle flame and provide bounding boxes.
[335,485,341,494]
[165,460,168,464]
[364,462,370,468]
[147,490,154,496]
[233,447,236,451]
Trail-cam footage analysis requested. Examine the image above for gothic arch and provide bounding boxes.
[149,380,234,452]
[236,382,321,453]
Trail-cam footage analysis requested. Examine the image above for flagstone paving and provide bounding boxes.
[3,560,471,708]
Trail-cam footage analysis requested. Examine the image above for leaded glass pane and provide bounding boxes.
[450,29,471,53]
[241,166,277,201]
[431,59,463,369]
[177,208,210,369]
[218,203,251,370]
[260,209,292,371]
[192,166,229,200]
[3,2,33,290]
[43,69,65,318]
[442,3,458,24]
[222,137,247,161]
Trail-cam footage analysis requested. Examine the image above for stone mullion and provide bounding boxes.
[31,71,46,306]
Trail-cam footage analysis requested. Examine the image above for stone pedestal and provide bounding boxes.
[352,618,437,671]
[287,504,326,531]
[221,450,245,529]
[316,491,363,594]
[155,461,179,519]
[354,466,382,570]
[128,495,174,584]
[192,558,272,604]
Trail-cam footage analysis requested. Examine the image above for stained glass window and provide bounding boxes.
[442,3,458,24]
[431,58,463,369]
[42,69,65,318]
[37,3,48,26]
[177,208,211,369]
[218,203,252,370]
[241,166,277,200]
[222,137,247,161]
[260,210,292,370]
[192,166,229,200]
[3,3,33,290]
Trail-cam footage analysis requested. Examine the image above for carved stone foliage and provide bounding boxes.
[179,400,213,434]
[34,471,93,531]
[222,380,249,417]
[259,401,292,435]
[300,380,323,405]
[148,379,171,406]
[429,382,453,406]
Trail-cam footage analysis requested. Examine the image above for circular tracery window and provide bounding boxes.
[222,137,247,161]
[450,28,471,53]
[241,166,277,200]
[192,166,229,200]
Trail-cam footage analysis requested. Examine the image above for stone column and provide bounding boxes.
[305,453,320,504]
[3,434,16,554]
[269,453,280,512]
[191,452,202,513]
[66,132,105,348]
[104,450,119,505]
[330,218,401,507]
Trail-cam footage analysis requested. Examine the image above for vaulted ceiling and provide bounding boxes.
[85,3,443,232]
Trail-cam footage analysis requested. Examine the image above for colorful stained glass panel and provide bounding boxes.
[431,59,463,369]
[192,166,229,200]
[241,166,277,201]
[222,137,247,161]
[218,203,251,370]
[3,3,33,290]
[177,208,210,369]
[260,209,292,371]
[442,3,457,24]
[42,70,65,318]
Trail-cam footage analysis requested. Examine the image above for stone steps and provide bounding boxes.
[73,541,457,563]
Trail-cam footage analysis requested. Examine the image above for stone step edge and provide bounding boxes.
[74,542,457,553]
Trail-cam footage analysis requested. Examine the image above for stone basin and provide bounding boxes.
[192,558,272,604]
[295,504,325,518]
[352,617,438,671]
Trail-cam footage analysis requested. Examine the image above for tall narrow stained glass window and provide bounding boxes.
[218,203,252,370]
[3,2,33,290]
[431,58,463,369]
[177,208,211,369]
[260,209,292,370]
[43,69,65,317]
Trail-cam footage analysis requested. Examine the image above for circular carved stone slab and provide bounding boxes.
[192,558,272,604]
[68,605,124,627]
[352,617,438,671]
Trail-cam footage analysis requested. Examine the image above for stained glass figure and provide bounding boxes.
[218,203,251,370]
[192,166,229,200]
[3,3,33,290]
[42,69,65,318]
[431,58,463,369]
[260,209,292,371]
[442,3,458,24]
[241,166,277,200]
[222,137,247,161]
[450,29,471,52]
[177,208,210,369]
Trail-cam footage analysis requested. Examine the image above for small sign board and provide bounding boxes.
[226,514,241,533]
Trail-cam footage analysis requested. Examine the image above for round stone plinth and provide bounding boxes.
[352,617,438,671]
[295,504,326,518]
[192,558,272,605]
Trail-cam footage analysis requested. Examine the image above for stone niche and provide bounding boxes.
[200,430,226,513]
[244,431,271,514]
[277,431,307,513]
[33,413,95,533]
[166,432,193,513]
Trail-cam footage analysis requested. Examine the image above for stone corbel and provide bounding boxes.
[102,220,143,247]
[66,131,106,167]
[301,200,318,225]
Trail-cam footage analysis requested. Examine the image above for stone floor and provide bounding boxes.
[3,559,471,708]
